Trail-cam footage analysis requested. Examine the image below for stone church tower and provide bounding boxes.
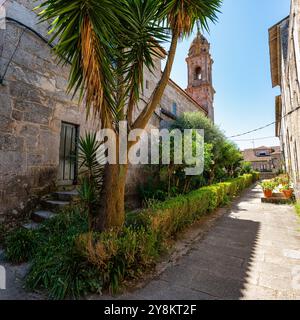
[186,31,215,122]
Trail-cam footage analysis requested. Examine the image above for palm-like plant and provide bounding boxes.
[37,0,222,231]
[78,132,106,229]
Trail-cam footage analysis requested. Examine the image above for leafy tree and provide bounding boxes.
[172,112,226,182]
[240,161,253,174]
[219,141,243,178]
[171,113,243,182]
[38,0,222,231]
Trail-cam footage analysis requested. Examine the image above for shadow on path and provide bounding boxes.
[115,186,300,300]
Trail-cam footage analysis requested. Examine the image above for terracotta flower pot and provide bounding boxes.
[264,190,273,198]
[263,189,273,198]
[282,189,293,199]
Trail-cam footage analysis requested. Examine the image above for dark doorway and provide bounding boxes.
[58,122,79,185]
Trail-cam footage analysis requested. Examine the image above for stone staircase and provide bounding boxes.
[23,189,79,230]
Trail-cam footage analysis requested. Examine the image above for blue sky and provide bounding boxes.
[162,0,290,150]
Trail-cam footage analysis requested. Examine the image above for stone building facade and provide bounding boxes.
[242,146,282,173]
[0,0,213,219]
[269,0,300,198]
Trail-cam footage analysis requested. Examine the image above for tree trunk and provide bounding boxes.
[93,32,179,232]
[209,165,216,185]
[93,163,128,231]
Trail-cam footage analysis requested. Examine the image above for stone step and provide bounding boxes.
[42,200,70,212]
[22,221,41,231]
[52,190,79,202]
[32,210,56,223]
[261,197,292,204]
[57,185,80,192]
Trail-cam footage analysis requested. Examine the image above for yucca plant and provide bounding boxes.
[37,0,222,231]
[78,133,104,229]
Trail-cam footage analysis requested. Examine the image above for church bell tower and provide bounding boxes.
[186,31,215,122]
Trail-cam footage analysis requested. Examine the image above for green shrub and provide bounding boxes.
[240,161,253,174]
[295,202,300,217]
[25,208,98,300]
[4,207,99,299]
[251,171,260,182]
[126,211,152,230]
[0,223,6,245]
[77,227,162,293]
[26,233,102,300]
[260,180,276,191]
[5,228,37,264]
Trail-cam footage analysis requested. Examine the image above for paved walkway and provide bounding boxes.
[0,257,42,300]
[1,185,300,300]
[117,185,300,300]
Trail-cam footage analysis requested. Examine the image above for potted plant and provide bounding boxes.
[280,183,294,199]
[260,180,275,198]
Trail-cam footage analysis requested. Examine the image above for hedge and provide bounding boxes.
[128,173,260,240]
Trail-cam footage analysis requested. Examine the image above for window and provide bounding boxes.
[194,67,202,80]
[145,80,149,89]
[172,102,177,116]
[256,150,269,157]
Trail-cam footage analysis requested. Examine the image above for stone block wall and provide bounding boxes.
[161,80,206,116]
[279,0,300,199]
[0,1,97,219]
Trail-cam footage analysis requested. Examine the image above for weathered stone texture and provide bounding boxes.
[161,80,205,116]
[0,2,97,218]
[273,0,300,199]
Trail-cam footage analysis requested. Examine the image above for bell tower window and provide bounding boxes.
[194,67,202,80]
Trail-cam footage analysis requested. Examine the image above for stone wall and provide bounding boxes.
[0,1,97,219]
[279,0,300,199]
[161,80,207,116]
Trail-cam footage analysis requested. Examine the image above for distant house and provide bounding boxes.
[242,146,282,173]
